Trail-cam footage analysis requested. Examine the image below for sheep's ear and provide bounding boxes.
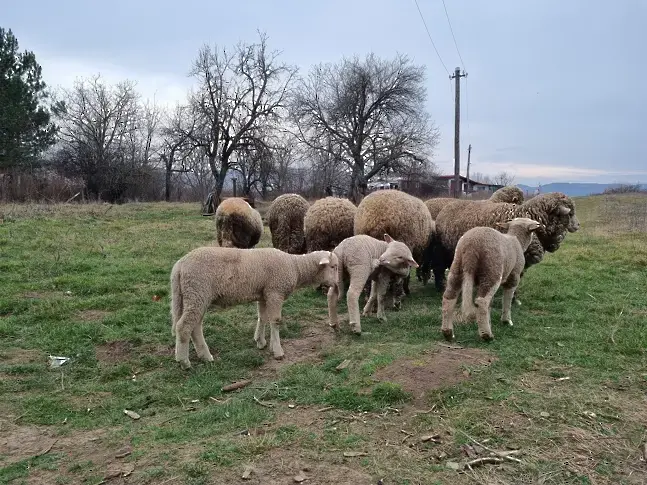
[319,255,330,266]
[496,221,510,230]
[383,233,394,243]
[406,257,419,268]
[528,221,541,232]
[557,205,571,216]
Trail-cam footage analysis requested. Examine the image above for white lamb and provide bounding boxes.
[327,234,418,335]
[441,217,542,341]
[170,246,339,369]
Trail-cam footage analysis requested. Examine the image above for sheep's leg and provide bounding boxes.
[441,270,461,340]
[191,321,213,363]
[375,276,391,322]
[475,287,498,341]
[266,296,285,359]
[347,276,368,335]
[254,300,267,349]
[174,307,205,370]
[501,287,516,326]
[362,281,378,316]
[327,284,341,331]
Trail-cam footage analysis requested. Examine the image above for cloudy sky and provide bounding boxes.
[5,0,646,185]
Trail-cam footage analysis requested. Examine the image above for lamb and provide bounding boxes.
[266,193,310,254]
[327,234,418,335]
[170,246,339,369]
[441,217,542,341]
[304,196,357,251]
[354,189,434,303]
[214,197,263,249]
[430,192,580,292]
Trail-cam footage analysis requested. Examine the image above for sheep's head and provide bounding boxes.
[496,217,542,234]
[378,233,418,277]
[522,193,580,252]
[317,251,339,288]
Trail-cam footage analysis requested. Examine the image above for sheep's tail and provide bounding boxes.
[170,261,183,337]
[460,271,476,319]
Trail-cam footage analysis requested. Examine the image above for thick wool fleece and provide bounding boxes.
[327,234,417,335]
[425,197,456,220]
[170,246,338,369]
[441,217,540,341]
[489,186,524,204]
[266,193,310,254]
[215,197,263,249]
[304,197,357,251]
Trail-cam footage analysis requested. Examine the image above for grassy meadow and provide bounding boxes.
[0,194,646,485]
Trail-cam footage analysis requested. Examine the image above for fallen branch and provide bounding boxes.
[222,379,252,392]
[457,430,524,464]
[35,439,57,457]
[641,442,647,462]
[253,396,274,408]
[464,456,504,469]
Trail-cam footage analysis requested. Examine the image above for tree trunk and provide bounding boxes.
[164,153,172,202]
[347,163,366,204]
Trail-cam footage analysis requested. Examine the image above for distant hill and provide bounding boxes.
[516,182,647,197]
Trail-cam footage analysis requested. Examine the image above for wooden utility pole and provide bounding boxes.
[466,143,472,194]
[450,67,467,198]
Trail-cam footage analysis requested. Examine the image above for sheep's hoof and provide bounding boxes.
[199,353,215,362]
[350,323,362,335]
[513,298,522,306]
[178,359,192,370]
[479,333,494,341]
[441,328,455,341]
[377,314,387,323]
[256,340,267,350]
[273,352,285,360]
[502,319,514,326]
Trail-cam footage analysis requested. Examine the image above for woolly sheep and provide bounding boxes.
[430,192,580,292]
[354,189,434,302]
[266,193,310,254]
[327,234,418,335]
[441,217,542,341]
[425,197,456,220]
[170,246,339,369]
[489,186,524,204]
[304,196,357,251]
[215,197,263,249]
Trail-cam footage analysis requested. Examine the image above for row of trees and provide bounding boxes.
[1,28,501,204]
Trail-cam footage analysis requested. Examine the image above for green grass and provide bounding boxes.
[0,196,646,484]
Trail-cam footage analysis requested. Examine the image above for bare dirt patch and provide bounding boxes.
[372,345,497,405]
[96,340,133,363]
[217,448,374,485]
[21,291,59,300]
[77,309,111,322]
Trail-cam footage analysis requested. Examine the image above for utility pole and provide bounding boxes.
[450,67,467,198]
[466,143,472,194]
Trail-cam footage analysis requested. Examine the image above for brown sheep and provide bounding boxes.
[489,186,524,204]
[304,197,357,251]
[214,197,263,249]
[441,217,541,341]
[266,194,310,254]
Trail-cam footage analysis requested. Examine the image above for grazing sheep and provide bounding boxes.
[430,192,580,292]
[354,189,434,303]
[327,234,418,335]
[304,197,357,251]
[170,246,339,369]
[489,186,524,204]
[266,194,310,254]
[215,197,263,249]
[425,197,456,220]
[441,217,542,341]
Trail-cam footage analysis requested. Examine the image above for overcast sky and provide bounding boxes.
[5,0,646,185]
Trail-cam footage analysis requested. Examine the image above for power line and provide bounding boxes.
[440,0,466,70]
[413,0,450,77]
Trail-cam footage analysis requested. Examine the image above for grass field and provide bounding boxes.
[1,194,646,485]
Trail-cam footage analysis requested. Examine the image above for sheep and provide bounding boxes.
[214,197,263,249]
[327,234,418,335]
[354,189,434,303]
[489,186,524,204]
[441,217,542,341]
[430,192,580,293]
[303,196,357,252]
[425,197,456,220]
[266,193,310,254]
[170,246,339,369]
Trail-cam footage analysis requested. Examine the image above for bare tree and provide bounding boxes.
[52,74,147,201]
[471,172,492,184]
[290,53,439,203]
[493,171,515,186]
[160,103,194,201]
[185,31,298,204]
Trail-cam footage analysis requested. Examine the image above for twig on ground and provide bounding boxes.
[457,430,524,464]
[464,456,504,469]
[253,396,274,408]
[640,442,647,462]
[222,379,252,392]
[35,439,57,457]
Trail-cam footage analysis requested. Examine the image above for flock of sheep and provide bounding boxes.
[170,187,580,369]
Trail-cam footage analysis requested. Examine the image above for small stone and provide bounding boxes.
[123,410,140,420]
[288,404,296,409]
[540,411,550,418]
[293,471,307,483]
[242,466,253,480]
[446,461,461,471]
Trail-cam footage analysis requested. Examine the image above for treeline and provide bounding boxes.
[1,29,443,204]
